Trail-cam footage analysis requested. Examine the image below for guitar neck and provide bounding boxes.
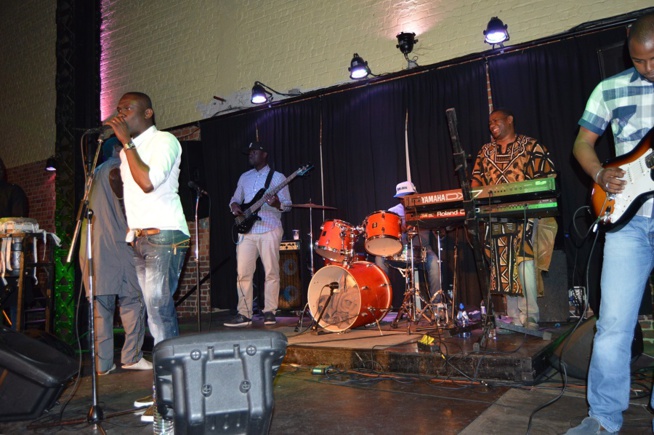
[246,170,298,214]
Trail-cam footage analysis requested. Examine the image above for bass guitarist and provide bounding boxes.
[226,142,292,327]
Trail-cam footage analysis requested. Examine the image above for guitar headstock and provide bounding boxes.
[297,164,315,177]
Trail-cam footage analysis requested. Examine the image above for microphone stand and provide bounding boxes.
[193,189,202,331]
[84,209,103,424]
[66,132,105,428]
[311,282,338,333]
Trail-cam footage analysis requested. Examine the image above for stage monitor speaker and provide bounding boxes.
[154,330,288,434]
[279,242,303,311]
[549,317,643,380]
[539,250,569,322]
[0,327,78,422]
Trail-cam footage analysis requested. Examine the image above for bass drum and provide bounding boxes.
[308,261,392,332]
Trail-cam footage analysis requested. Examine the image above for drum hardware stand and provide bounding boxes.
[391,231,434,332]
[415,228,448,327]
[364,306,391,336]
[307,199,316,276]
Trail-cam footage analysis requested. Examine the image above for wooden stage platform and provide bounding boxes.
[261,311,571,385]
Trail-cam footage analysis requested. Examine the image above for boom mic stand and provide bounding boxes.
[83,209,103,424]
[64,131,106,428]
[192,185,203,332]
[445,108,494,347]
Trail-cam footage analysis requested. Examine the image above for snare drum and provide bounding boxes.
[314,220,357,262]
[308,261,391,332]
[363,211,402,257]
[386,244,427,267]
[323,252,367,267]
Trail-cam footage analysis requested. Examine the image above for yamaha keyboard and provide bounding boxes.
[404,178,559,228]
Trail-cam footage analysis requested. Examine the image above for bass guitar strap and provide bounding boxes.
[264,166,274,191]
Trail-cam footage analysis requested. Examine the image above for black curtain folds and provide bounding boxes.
[201,24,631,311]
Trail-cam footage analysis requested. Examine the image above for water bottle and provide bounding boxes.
[457,303,470,338]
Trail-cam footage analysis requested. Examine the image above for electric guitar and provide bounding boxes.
[234,164,313,234]
[591,127,654,229]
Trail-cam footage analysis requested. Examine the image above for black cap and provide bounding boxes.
[243,142,267,154]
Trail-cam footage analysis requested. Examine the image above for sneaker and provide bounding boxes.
[224,314,252,327]
[97,363,116,376]
[134,394,154,408]
[140,404,154,423]
[123,357,153,371]
[565,416,616,434]
[263,311,276,325]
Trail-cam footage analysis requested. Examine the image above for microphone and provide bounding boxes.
[329,282,339,292]
[86,125,115,140]
[188,181,208,196]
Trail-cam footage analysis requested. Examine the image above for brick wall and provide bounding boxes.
[7,160,56,233]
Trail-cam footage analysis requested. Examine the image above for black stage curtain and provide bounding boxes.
[200,24,633,313]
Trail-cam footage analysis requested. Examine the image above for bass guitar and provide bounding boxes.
[234,164,313,234]
[591,127,654,229]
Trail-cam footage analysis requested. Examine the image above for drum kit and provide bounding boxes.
[298,207,443,334]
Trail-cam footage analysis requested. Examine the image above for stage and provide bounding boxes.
[283,311,561,385]
[0,310,652,434]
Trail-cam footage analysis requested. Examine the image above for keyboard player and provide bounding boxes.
[470,108,557,329]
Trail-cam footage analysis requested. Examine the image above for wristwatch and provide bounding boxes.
[123,141,136,150]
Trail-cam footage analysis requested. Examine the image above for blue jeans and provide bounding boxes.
[132,230,189,346]
[587,216,654,432]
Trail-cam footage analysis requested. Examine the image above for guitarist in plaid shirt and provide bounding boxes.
[567,12,654,435]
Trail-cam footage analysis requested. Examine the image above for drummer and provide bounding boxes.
[374,181,441,300]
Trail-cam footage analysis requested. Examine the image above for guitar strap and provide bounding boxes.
[264,166,274,190]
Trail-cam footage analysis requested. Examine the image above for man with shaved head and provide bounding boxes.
[567,12,654,434]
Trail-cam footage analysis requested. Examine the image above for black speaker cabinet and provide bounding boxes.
[550,317,643,380]
[278,242,303,311]
[154,330,288,434]
[0,327,78,422]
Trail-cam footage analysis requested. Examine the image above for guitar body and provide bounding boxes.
[591,128,654,229]
[232,164,314,235]
[234,188,265,234]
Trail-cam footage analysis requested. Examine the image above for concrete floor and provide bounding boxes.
[0,311,652,434]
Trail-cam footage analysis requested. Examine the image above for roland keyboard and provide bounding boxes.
[404,178,559,228]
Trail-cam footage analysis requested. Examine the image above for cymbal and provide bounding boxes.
[292,202,337,210]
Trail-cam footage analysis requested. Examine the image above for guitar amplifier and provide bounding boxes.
[278,240,303,311]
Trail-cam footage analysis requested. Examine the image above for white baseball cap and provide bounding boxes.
[394,181,417,198]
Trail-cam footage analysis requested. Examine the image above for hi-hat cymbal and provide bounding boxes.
[292,202,337,210]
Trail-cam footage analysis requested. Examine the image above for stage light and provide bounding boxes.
[348,53,370,79]
[250,81,301,105]
[251,82,271,104]
[45,157,57,172]
[396,32,418,69]
[484,17,509,47]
